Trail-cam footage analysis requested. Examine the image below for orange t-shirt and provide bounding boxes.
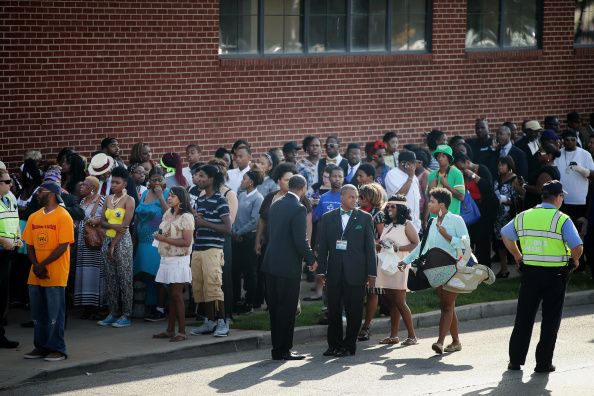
[23,206,74,287]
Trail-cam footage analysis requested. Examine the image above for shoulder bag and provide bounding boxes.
[407,218,433,291]
[83,198,104,250]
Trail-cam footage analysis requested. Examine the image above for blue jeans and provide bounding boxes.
[28,285,67,356]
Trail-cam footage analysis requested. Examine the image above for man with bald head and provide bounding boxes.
[316,184,377,357]
[486,125,528,180]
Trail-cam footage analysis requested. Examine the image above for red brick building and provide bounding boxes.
[1,0,593,169]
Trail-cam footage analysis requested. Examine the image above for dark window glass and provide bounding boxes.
[308,0,347,52]
[219,0,431,56]
[352,0,387,52]
[575,0,594,46]
[466,0,540,49]
[220,0,258,54]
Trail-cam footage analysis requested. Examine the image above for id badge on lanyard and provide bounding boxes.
[336,239,347,251]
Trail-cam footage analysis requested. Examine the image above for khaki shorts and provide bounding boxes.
[191,248,224,303]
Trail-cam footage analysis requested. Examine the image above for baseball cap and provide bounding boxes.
[38,181,64,204]
[541,180,567,196]
[525,120,543,132]
[282,141,301,153]
[541,129,560,141]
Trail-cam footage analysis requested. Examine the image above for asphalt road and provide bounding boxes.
[5,304,594,396]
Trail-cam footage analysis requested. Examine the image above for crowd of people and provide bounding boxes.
[0,111,593,364]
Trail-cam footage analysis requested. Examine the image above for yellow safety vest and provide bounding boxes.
[514,207,570,267]
[0,193,19,240]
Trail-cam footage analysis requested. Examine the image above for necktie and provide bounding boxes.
[346,167,354,182]
[100,182,107,196]
[340,209,353,216]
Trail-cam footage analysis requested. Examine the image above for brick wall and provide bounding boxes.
[1,0,593,170]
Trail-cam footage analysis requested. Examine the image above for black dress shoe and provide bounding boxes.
[323,348,338,356]
[334,347,355,357]
[534,364,556,373]
[507,362,521,371]
[0,338,19,349]
[282,351,306,360]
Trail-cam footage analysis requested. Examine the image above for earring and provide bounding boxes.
[438,209,443,217]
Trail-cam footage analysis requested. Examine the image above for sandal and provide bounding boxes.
[402,337,418,346]
[379,336,400,345]
[169,333,188,342]
[357,326,370,341]
[152,331,174,339]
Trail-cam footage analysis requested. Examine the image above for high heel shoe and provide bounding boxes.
[496,271,510,279]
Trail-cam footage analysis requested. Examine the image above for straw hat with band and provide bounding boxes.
[88,153,115,176]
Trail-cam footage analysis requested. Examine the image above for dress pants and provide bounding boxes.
[327,282,365,353]
[509,265,568,367]
[0,250,13,339]
[265,273,300,358]
[469,217,493,268]
[232,233,258,307]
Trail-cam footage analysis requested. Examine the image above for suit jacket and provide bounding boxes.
[317,157,348,185]
[261,193,316,280]
[515,136,540,176]
[316,208,376,287]
[486,145,528,180]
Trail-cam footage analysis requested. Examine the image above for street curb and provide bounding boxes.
[5,290,594,390]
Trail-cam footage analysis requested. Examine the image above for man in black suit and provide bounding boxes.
[515,120,543,174]
[316,184,377,357]
[317,135,348,185]
[485,125,528,180]
[261,174,317,361]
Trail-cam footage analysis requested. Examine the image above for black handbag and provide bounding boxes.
[407,218,433,291]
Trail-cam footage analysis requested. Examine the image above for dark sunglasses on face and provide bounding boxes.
[326,143,338,149]
[0,180,12,185]
[563,137,576,141]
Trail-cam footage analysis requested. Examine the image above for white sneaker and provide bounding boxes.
[190,319,217,335]
[213,318,229,337]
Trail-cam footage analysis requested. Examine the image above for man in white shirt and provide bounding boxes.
[384,150,421,231]
[227,146,252,193]
[344,144,362,185]
[182,144,201,189]
[555,129,594,229]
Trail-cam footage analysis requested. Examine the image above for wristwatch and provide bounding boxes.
[471,173,477,180]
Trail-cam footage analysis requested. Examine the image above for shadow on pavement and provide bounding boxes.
[463,370,551,396]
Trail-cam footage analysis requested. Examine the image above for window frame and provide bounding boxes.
[219,0,433,58]
[465,0,543,52]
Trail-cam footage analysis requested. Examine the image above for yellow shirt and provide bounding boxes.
[23,206,74,287]
[105,207,126,237]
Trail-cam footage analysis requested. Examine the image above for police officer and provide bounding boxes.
[0,168,22,348]
[501,180,583,373]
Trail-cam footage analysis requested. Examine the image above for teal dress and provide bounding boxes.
[133,189,169,276]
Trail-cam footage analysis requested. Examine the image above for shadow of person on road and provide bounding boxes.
[462,370,551,396]
[371,353,473,381]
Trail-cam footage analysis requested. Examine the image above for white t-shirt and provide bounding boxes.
[182,167,193,189]
[554,147,594,205]
[227,166,250,193]
[384,167,421,231]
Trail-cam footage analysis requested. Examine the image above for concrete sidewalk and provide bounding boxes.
[1,290,593,391]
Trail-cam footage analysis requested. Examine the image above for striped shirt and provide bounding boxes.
[193,192,229,251]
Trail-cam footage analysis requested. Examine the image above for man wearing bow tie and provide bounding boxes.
[316,184,377,357]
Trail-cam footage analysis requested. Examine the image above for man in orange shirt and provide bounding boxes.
[22,182,74,362]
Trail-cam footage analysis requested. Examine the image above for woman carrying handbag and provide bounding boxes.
[398,188,470,355]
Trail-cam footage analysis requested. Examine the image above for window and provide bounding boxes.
[466,0,541,50]
[219,0,431,56]
[575,0,594,46]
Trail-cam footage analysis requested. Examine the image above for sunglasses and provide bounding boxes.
[0,180,12,185]
[563,137,576,141]
[326,143,338,149]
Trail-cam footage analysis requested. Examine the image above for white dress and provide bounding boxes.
[376,222,412,291]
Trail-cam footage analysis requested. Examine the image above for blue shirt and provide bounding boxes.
[313,190,341,222]
[402,212,469,265]
[500,203,583,249]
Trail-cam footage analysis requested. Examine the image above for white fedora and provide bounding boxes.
[88,153,114,176]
